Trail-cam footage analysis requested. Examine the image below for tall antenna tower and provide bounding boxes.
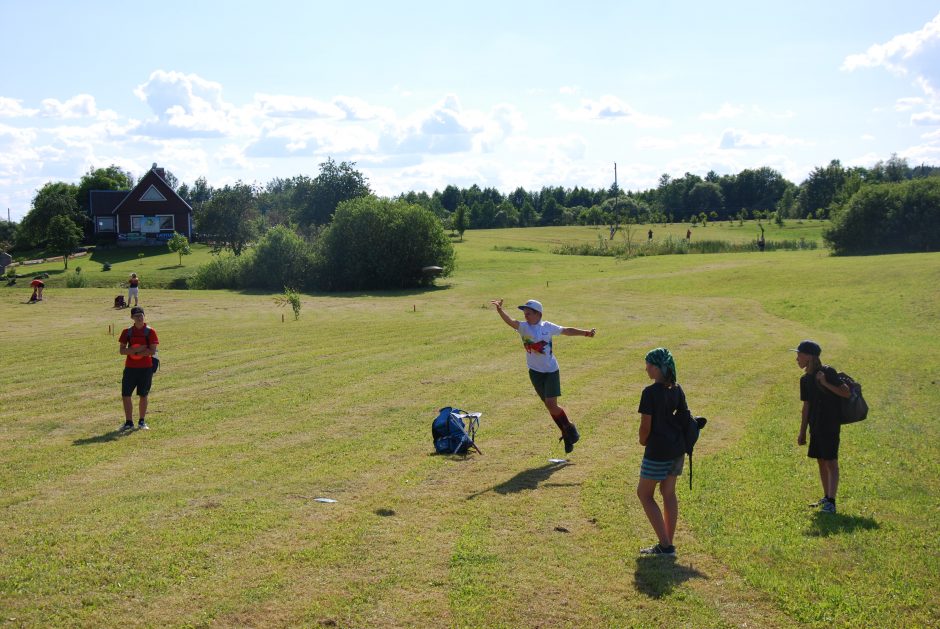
[614,162,618,188]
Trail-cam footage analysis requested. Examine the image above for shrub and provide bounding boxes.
[317,197,455,291]
[189,253,248,289]
[825,178,940,254]
[66,267,88,288]
[243,225,312,290]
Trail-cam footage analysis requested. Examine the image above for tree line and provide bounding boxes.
[2,154,938,262]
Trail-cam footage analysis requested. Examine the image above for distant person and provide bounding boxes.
[29,277,44,302]
[490,298,596,454]
[793,340,850,513]
[686,228,691,241]
[636,348,688,556]
[119,306,159,431]
[127,273,140,307]
[648,229,653,242]
[757,234,766,252]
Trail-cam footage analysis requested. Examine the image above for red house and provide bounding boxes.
[88,163,193,245]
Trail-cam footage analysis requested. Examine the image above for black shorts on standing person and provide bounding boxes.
[793,340,850,513]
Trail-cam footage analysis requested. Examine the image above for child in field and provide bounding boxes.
[491,298,596,453]
[636,348,687,556]
[793,340,849,513]
[29,277,44,302]
[127,273,140,307]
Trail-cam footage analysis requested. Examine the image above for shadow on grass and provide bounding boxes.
[805,512,880,537]
[633,556,706,599]
[72,430,127,445]
[466,462,572,500]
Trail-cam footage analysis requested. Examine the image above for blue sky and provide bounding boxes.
[2,1,939,221]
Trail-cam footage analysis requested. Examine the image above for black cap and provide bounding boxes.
[791,340,821,356]
[130,306,145,316]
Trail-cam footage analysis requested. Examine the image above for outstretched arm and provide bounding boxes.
[561,326,596,338]
[490,299,520,330]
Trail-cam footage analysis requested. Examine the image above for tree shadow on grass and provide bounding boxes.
[805,512,880,537]
[466,462,573,500]
[633,556,706,599]
[72,430,127,445]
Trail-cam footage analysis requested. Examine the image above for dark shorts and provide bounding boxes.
[808,422,840,460]
[528,369,562,400]
[640,456,684,481]
[122,367,153,397]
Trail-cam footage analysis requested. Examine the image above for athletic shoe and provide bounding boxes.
[120,420,134,431]
[560,423,581,454]
[808,497,828,508]
[820,499,836,514]
[137,420,149,430]
[640,543,676,556]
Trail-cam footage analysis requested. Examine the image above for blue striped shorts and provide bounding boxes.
[640,456,684,481]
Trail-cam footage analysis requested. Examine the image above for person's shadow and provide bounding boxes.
[633,556,706,598]
[805,512,879,537]
[466,462,574,500]
[72,430,127,445]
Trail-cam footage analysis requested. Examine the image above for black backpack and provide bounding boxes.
[836,372,868,424]
[125,325,160,374]
[672,408,707,490]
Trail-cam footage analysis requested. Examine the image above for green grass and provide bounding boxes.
[1,225,937,627]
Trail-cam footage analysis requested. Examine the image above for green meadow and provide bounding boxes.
[1,225,938,627]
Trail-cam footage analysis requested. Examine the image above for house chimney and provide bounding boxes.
[152,163,166,181]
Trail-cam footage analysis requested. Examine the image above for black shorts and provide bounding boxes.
[122,367,153,397]
[808,422,840,460]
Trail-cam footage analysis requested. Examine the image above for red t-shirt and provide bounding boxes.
[129,277,139,287]
[119,325,159,368]
[30,279,44,287]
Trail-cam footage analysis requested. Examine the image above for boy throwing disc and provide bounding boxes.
[491,298,596,453]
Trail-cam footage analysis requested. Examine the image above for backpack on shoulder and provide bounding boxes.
[125,325,160,374]
[432,407,482,455]
[836,371,868,424]
[672,408,707,490]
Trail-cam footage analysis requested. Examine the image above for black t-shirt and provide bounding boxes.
[800,365,842,431]
[638,382,687,461]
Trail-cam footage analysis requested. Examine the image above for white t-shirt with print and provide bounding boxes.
[517,320,563,373]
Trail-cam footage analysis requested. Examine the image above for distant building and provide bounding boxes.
[87,163,193,246]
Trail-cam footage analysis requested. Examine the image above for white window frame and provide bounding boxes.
[97,216,116,233]
[130,215,142,232]
[158,215,175,231]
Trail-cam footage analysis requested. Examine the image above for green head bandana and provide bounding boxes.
[645,347,677,382]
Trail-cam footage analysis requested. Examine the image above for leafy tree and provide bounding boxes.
[317,197,455,291]
[0,220,16,252]
[539,197,563,225]
[46,215,83,269]
[20,182,82,247]
[76,165,133,214]
[454,204,469,240]
[825,178,940,254]
[166,232,192,266]
[244,225,312,290]
[197,182,260,256]
[440,185,461,213]
[688,182,724,215]
[293,159,371,228]
[798,160,846,218]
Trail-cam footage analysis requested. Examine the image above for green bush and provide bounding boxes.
[825,178,940,254]
[553,235,816,258]
[189,253,247,289]
[66,267,88,288]
[317,197,455,291]
[243,225,313,290]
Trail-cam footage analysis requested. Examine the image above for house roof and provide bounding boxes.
[89,190,129,216]
[112,166,193,215]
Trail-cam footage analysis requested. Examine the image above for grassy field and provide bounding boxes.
[1,225,938,627]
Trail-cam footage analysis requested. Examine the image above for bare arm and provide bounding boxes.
[490,299,520,330]
[561,326,596,338]
[798,401,809,445]
[639,413,652,446]
[816,371,851,398]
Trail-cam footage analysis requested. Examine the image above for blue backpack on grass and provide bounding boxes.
[432,407,482,455]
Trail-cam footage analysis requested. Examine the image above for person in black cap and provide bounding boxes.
[793,340,850,513]
[118,306,159,431]
[490,298,596,454]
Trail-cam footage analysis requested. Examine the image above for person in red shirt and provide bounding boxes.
[118,306,159,431]
[29,277,44,302]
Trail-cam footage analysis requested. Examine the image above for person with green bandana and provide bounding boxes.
[636,347,688,556]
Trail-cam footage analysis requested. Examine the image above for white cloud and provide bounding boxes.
[134,70,252,138]
[912,111,940,125]
[559,85,579,95]
[718,128,808,150]
[40,94,97,119]
[699,103,745,121]
[332,96,394,122]
[254,94,342,119]
[379,94,480,155]
[555,95,670,128]
[0,97,38,118]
